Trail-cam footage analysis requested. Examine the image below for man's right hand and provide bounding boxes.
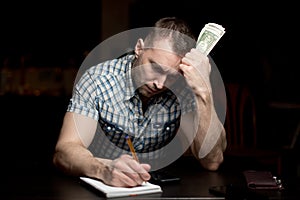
[101,154,151,187]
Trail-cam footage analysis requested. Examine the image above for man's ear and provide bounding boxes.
[134,38,144,58]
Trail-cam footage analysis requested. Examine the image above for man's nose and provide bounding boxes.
[154,75,167,89]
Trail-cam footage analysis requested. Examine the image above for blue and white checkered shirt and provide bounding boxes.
[68,54,196,159]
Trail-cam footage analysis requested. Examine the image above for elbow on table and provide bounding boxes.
[52,151,63,170]
[199,156,224,171]
[201,161,222,171]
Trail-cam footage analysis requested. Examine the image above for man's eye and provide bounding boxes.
[152,64,164,73]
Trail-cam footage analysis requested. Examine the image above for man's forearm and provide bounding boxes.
[190,88,227,170]
[53,143,109,179]
[198,126,226,170]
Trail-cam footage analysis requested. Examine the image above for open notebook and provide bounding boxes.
[80,177,162,198]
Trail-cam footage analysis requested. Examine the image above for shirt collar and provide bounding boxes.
[122,55,137,101]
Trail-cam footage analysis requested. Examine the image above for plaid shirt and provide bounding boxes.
[68,54,196,159]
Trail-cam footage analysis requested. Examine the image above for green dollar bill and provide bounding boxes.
[196,23,225,55]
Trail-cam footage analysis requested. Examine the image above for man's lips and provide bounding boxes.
[145,85,158,93]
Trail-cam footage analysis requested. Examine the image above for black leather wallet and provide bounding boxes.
[243,170,283,190]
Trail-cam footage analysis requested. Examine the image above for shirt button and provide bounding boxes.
[166,126,170,131]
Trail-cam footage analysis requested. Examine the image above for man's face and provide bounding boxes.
[133,40,182,98]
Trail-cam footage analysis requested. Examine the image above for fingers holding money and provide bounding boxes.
[180,49,212,95]
[180,22,225,95]
[181,48,211,76]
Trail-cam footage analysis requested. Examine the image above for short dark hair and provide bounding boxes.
[154,17,195,40]
[144,17,196,57]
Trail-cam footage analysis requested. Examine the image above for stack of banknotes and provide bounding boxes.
[196,23,225,55]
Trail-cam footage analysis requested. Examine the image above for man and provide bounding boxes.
[53,17,227,187]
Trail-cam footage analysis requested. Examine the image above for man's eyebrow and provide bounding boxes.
[149,59,158,65]
[149,59,181,75]
[149,59,168,71]
[149,59,162,67]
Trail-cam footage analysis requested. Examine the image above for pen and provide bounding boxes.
[125,135,139,163]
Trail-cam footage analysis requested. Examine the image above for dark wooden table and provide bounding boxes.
[2,156,300,200]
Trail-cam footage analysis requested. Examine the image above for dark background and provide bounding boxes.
[1,0,298,99]
[0,0,299,176]
[0,1,102,67]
